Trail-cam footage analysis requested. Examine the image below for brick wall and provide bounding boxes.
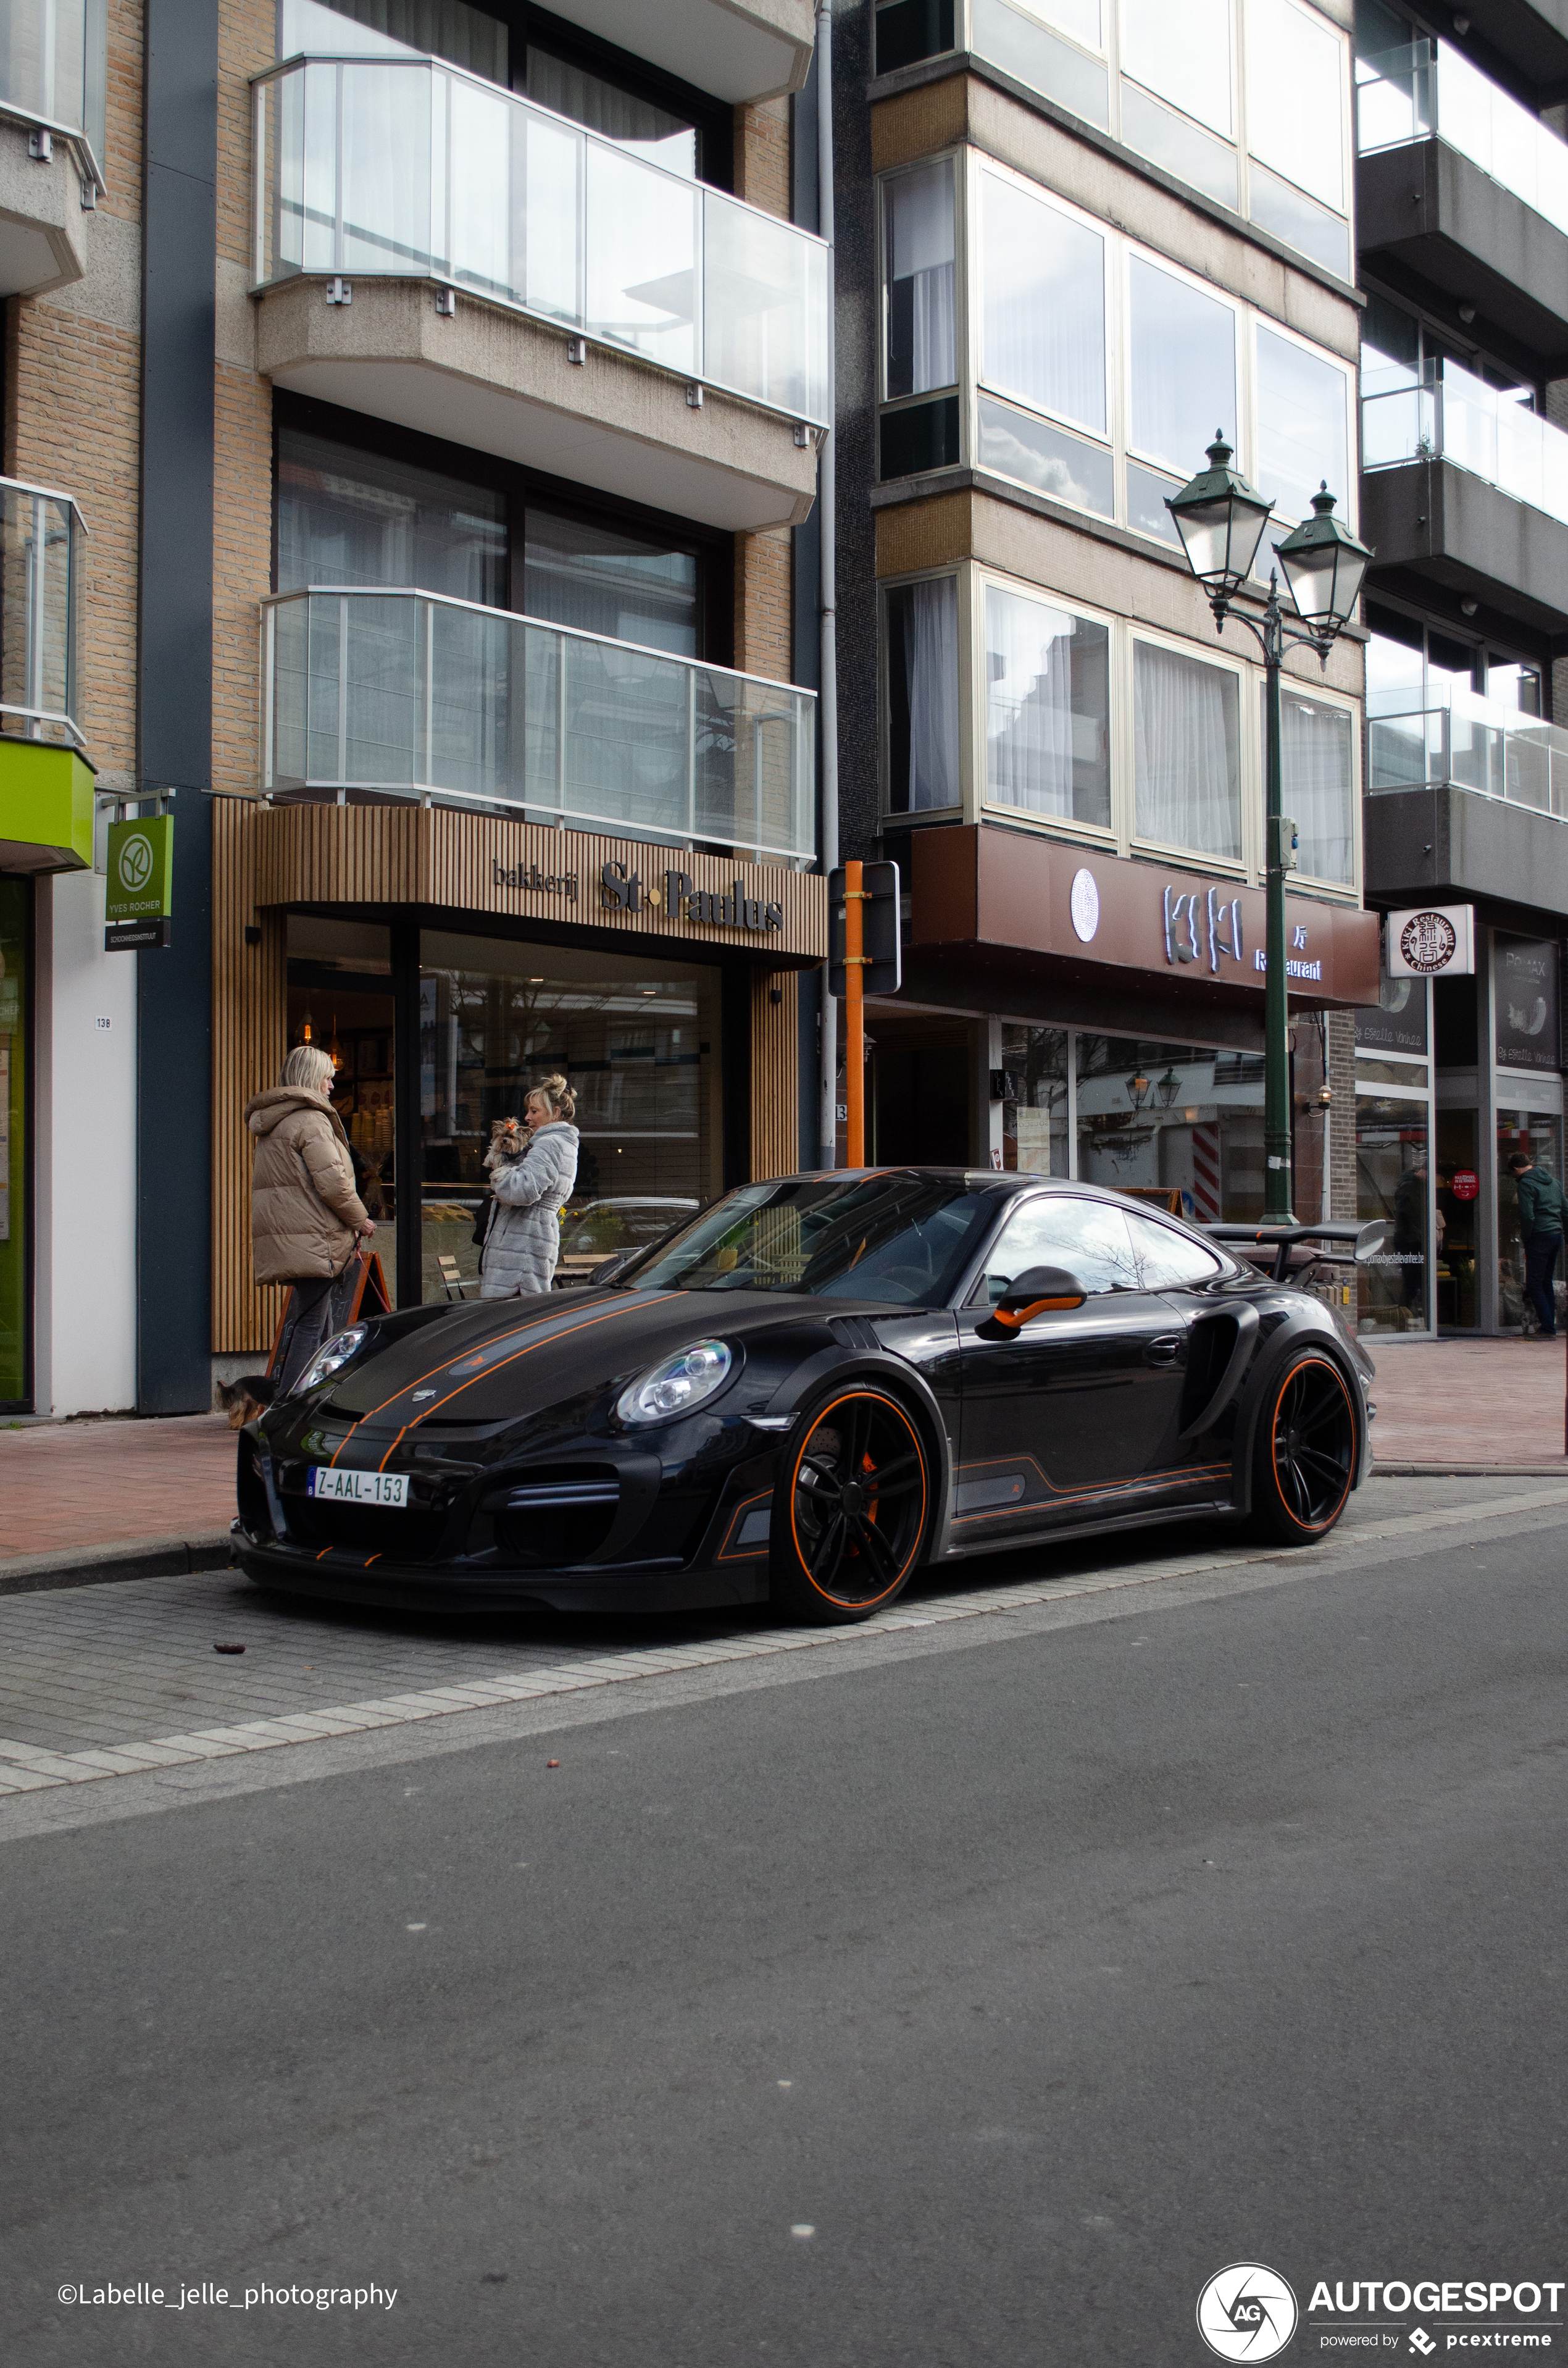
[1328,1008,1358,1220]
[732,99,794,686]
[5,0,146,790]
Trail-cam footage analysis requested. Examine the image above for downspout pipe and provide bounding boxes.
[815,0,838,1170]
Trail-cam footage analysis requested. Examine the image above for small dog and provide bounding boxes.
[484,1116,528,1173]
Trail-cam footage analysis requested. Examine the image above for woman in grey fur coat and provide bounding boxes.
[479,1075,580,1300]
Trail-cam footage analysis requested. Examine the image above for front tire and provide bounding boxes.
[769,1386,932,1623]
[1249,1349,1357,1544]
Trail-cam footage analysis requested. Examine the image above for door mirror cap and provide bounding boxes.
[979,1265,1088,1339]
[1353,1220,1390,1265]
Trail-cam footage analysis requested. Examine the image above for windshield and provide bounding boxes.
[621,1175,995,1304]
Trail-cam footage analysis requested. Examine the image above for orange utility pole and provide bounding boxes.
[844,857,865,1166]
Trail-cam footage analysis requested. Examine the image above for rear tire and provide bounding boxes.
[769,1386,932,1623]
[1249,1349,1357,1545]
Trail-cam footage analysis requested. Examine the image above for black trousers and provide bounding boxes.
[1524,1229,1563,1336]
[276,1276,338,1392]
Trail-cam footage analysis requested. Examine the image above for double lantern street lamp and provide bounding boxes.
[1166,438,1371,1224]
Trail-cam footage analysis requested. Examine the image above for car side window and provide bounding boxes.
[1121,1208,1228,1290]
[970,1197,1141,1303]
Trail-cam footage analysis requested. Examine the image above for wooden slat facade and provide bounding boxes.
[213,805,826,1352]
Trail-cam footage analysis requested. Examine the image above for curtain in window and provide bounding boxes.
[1133,640,1240,857]
[283,0,509,80]
[886,162,956,398]
[525,48,697,177]
[987,587,1073,814]
[1280,694,1353,881]
[888,578,960,810]
[980,172,1106,433]
[1128,257,1236,477]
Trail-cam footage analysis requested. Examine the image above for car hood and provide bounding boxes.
[318,1287,857,1434]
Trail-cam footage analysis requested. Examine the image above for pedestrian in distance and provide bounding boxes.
[243,1043,377,1395]
[1507,1149,1568,1339]
[478,1075,580,1300]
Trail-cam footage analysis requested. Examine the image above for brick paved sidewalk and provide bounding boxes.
[0,1415,237,1563]
[1367,1336,1568,1469]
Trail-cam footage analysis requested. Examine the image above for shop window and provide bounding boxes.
[1355,1090,1430,1332]
[1132,640,1241,860]
[0,881,27,1408]
[1076,1034,1264,1222]
[885,578,961,813]
[1001,1026,1069,1176]
[985,587,1109,825]
[418,931,721,1300]
[1494,937,1560,1073]
[1277,691,1353,883]
[1496,1110,1565,1334]
[285,916,398,1264]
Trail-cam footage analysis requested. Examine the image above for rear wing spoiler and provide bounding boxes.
[1202,1220,1388,1283]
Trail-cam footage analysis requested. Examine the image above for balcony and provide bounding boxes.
[262,588,817,864]
[0,476,93,873]
[250,56,827,533]
[1355,41,1568,360]
[1365,686,1568,917]
[1360,363,1568,631]
[0,0,105,296]
[543,0,814,105]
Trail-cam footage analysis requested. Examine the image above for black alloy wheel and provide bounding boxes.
[770,1387,930,1622]
[1251,1350,1357,1544]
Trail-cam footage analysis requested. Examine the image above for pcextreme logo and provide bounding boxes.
[1198,2265,1300,2361]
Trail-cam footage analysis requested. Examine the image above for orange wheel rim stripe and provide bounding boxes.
[1270,1354,1354,1531]
[787,1391,928,1609]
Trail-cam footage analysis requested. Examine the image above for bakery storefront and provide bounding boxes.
[212,806,824,1358]
[870,821,1378,1241]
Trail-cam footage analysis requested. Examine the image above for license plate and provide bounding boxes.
[307,1466,409,1508]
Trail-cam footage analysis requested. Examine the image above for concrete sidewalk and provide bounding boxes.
[0,1334,1562,1595]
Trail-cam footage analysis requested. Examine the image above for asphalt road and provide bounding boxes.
[4,1505,1567,2366]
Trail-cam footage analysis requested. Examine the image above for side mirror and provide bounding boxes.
[1353,1220,1390,1265]
[977,1264,1088,1341]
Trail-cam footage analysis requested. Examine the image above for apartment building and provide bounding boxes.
[1354,0,1568,1333]
[835,0,1383,1303]
[1,0,829,1414]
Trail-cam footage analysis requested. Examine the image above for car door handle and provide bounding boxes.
[1144,1335,1182,1366]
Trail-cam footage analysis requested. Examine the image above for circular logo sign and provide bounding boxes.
[117,832,155,894]
[1452,1169,1480,1202]
[1069,868,1099,944]
[1196,2265,1298,2362]
[1399,910,1458,974]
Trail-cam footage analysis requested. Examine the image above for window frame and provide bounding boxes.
[879,554,1364,903]
[877,149,1357,557]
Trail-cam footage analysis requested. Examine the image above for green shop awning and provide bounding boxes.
[0,737,95,874]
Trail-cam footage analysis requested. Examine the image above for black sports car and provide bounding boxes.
[235,1170,1380,1625]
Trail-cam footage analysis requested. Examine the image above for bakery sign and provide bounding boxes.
[600,861,783,934]
[1387,903,1475,978]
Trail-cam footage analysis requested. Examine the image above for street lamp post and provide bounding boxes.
[1166,438,1370,1223]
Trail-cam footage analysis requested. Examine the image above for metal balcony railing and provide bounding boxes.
[1369,684,1568,822]
[0,0,106,188]
[1361,360,1568,530]
[250,54,830,427]
[262,588,817,863]
[1356,38,1568,241]
[0,476,86,750]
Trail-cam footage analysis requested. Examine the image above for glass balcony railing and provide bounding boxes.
[262,588,817,863]
[1369,683,1568,822]
[1356,40,1568,243]
[250,55,830,426]
[0,0,106,185]
[0,477,86,750]
[1361,361,1568,530]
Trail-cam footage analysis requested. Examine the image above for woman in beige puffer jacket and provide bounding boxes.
[245,1044,373,1390]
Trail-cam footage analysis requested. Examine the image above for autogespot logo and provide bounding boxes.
[1198,2264,1299,2361]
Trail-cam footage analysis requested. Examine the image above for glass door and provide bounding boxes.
[1435,1107,1479,1329]
[1496,1108,1565,1334]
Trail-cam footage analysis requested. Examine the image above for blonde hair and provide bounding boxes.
[527,1071,575,1122]
[282,1044,335,1095]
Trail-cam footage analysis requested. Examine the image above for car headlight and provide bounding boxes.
[616,1339,734,1426]
[296,1325,369,1394]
